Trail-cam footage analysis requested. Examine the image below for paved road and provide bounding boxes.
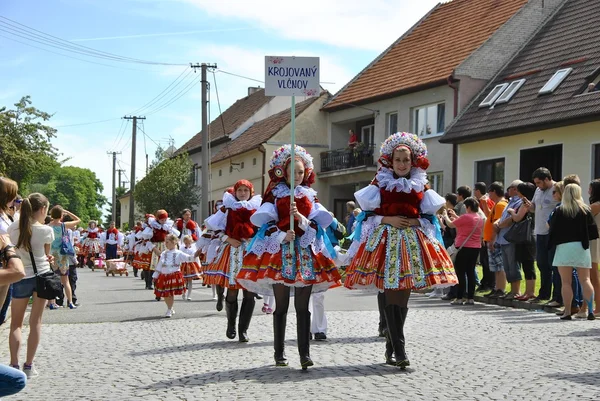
[2,267,600,400]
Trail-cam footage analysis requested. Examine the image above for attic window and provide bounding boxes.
[479,83,509,108]
[495,79,526,104]
[539,68,573,95]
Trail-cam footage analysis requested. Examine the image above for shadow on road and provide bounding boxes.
[543,371,600,387]
[141,362,410,389]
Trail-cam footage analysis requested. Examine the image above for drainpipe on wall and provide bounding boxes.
[258,145,266,195]
[447,74,459,191]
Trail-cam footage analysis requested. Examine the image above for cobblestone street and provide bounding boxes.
[2,268,600,400]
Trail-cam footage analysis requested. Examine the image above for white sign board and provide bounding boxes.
[264,56,320,97]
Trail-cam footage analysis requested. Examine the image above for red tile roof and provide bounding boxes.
[175,89,273,155]
[211,95,323,163]
[323,0,529,111]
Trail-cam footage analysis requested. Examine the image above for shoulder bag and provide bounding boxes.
[505,213,534,244]
[30,248,63,300]
[447,216,482,262]
[59,223,76,256]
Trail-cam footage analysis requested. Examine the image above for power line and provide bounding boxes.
[211,70,233,163]
[128,67,194,116]
[0,16,187,66]
[114,119,130,152]
[110,119,127,151]
[216,69,264,84]
[136,124,161,148]
[143,74,201,116]
[52,116,121,128]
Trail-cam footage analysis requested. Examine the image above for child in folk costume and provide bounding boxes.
[82,221,101,267]
[152,234,196,318]
[148,210,180,296]
[237,145,341,369]
[176,209,201,247]
[103,221,123,260]
[196,200,226,302]
[179,235,202,300]
[344,132,458,369]
[203,180,261,342]
[133,215,154,287]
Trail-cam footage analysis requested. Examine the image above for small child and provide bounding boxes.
[180,235,202,301]
[152,234,195,317]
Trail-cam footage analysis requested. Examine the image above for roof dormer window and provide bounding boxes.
[495,79,526,104]
[539,68,573,95]
[479,83,509,108]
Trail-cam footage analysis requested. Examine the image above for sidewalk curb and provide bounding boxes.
[473,295,562,313]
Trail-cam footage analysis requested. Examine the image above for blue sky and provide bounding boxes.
[0,0,439,208]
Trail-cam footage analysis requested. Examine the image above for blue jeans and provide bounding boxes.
[536,234,553,300]
[0,364,26,397]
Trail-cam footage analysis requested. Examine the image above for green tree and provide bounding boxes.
[105,186,127,228]
[0,96,61,188]
[134,153,199,217]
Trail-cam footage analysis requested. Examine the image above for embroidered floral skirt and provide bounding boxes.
[82,238,101,256]
[180,261,203,280]
[344,225,457,291]
[149,242,166,271]
[203,244,244,290]
[154,271,186,298]
[132,251,152,271]
[237,241,341,296]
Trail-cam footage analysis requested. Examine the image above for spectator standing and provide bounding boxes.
[474,182,495,291]
[494,180,523,300]
[588,179,600,313]
[0,177,19,325]
[7,193,54,378]
[530,168,559,303]
[549,184,599,320]
[455,186,472,216]
[506,182,537,301]
[345,201,356,237]
[483,182,508,298]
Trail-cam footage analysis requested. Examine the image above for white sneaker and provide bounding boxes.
[212,295,218,300]
[186,297,192,301]
[23,364,38,378]
[171,309,175,315]
[164,309,172,318]
[182,293,187,301]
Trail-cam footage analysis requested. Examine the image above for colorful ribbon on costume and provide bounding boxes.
[347,211,371,241]
[316,224,337,258]
[421,214,444,245]
[246,223,268,251]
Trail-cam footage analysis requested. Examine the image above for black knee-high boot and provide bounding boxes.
[383,305,408,368]
[398,307,410,367]
[145,270,153,289]
[215,286,224,312]
[225,300,238,339]
[238,295,255,342]
[377,292,387,337]
[297,310,313,370]
[273,313,288,366]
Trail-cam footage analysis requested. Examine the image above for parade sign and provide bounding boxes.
[264,56,320,97]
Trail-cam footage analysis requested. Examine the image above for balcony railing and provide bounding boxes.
[320,144,376,173]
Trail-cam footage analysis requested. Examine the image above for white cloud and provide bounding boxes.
[179,0,441,51]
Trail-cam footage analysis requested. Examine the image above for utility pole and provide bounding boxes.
[123,116,145,228]
[106,151,121,224]
[191,62,217,221]
[117,169,126,191]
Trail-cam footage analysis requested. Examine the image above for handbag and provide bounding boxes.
[505,213,534,244]
[30,249,63,300]
[447,216,482,262]
[59,223,75,256]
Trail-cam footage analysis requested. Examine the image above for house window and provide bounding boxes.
[218,169,222,177]
[495,79,526,104]
[387,112,398,136]
[241,162,245,169]
[191,210,197,222]
[361,124,375,146]
[230,166,233,173]
[253,158,257,166]
[192,164,199,186]
[479,83,508,107]
[428,171,443,195]
[539,68,573,95]
[414,103,445,137]
[594,144,600,179]
[476,158,505,186]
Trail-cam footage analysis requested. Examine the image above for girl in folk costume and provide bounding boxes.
[82,220,101,265]
[179,235,202,300]
[196,199,226,301]
[103,221,123,260]
[148,210,180,294]
[151,234,196,317]
[344,132,458,369]
[203,180,261,342]
[133,215,154,287]
[176,209,201,247]
[237,145,341,370]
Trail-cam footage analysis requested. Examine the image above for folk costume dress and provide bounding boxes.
[152,249,195,298]
[148,214,180,271]
[179,243,202,280]
[203,191,261,290]
[104,227,123,260]
[237,184,341,296]
[176,218,201,247]
[132,220,153,272]
[82,226,101,256]
[343,166,457,291]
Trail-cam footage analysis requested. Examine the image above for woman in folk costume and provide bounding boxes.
[344,132,457,369]
[176,209,201,247]
[104,221,123,260]
[148,210,180,294]
[237,145,341,370]
[203,181,261,342]
[82,220,101,264]
[133,215,154,287]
